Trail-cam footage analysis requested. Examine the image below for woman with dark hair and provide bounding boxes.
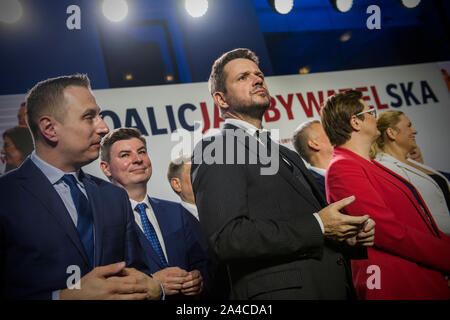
[1,126,34,172]
[371,110,450,236]
[321,90,450,300]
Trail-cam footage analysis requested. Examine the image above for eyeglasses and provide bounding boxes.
[355,108,377,118]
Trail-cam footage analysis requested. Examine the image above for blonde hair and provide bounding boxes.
[369,110,404,158]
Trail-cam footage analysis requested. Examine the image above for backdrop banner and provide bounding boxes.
[1,62,448,201]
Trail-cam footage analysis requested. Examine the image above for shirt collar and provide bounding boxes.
[224,118,270,138]
[309,166,327,177]
[130,196,151,212]
[180,200,199,220]
[30,150,81,184]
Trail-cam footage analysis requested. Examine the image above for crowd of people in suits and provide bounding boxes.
[0,48,449,300]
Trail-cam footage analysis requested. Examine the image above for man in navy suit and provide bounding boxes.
[292,120,334,196]
[0,74,162,300]
[100,128,210,299]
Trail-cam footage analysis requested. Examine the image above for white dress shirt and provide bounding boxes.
[375,152,450,235]
[130,197,169,263]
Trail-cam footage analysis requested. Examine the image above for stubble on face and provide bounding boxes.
[222,59,271,120]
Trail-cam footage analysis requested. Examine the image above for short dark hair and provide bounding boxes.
[100,127,146,163]
[2,126,34,159]
[25,74,91,140]
[292,120,320,163]
[208,48,259,96]
[321,90,364,146]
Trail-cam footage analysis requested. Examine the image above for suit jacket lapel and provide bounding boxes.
[278,145,326,207]
[17,158,91,267]
[82,173,103,267]
[223,123,324,210]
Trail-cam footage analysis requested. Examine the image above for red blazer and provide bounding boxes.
[326,147,450,300]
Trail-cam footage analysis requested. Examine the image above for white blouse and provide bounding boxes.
[375,153,450,236]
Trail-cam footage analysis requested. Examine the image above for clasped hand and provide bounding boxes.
[318,195,375,246]
[152,267,203,296]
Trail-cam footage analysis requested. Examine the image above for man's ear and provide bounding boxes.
[169,177,182,193]
[38,116,58,142]
[100,161,111,179]
[308,139,320,151]
[213,91,229,111]
[385,127,397,141]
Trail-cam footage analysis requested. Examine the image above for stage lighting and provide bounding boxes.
[102,0,128,22]
[399,0,421,9]
[268,0,294,15]
[0,0,23,24]
[299,66,311,74]
[185,0,208,18]
[339,31,352,42]
[330,0,353,13]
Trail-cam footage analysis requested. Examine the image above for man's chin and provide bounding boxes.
[233,102,270,120]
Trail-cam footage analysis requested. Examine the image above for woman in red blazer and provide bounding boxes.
[321,90,450,300]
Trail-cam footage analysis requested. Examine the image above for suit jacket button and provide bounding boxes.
[336,258,345,265]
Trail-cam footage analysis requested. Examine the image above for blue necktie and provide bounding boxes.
[62,174,94,267]
[135,203,168,268]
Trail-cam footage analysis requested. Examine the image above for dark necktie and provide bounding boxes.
[62,174,94,267]
[257,130,314,195]
[135,203,169,268]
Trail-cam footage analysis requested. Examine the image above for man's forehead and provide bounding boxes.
[112,137,146,152]
[224,58,260,75]
[63,85,97,106]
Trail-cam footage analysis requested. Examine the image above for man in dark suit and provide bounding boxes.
[168,155,230,299]
[292,120,334,196]
[0,74,162,300]
[100,128,210,299]
[191,48,376,299]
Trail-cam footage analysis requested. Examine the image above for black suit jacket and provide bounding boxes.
[191,124,361,300]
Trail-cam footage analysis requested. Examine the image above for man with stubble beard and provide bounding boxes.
[191,48,375,299]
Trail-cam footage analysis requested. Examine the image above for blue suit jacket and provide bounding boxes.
[135,197,211,296]
[0,158,149,300]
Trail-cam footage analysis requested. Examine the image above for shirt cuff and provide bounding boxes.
[159,283,165,300]
[313,212,325,234]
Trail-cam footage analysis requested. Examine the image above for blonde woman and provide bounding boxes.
[371,110,450,236]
